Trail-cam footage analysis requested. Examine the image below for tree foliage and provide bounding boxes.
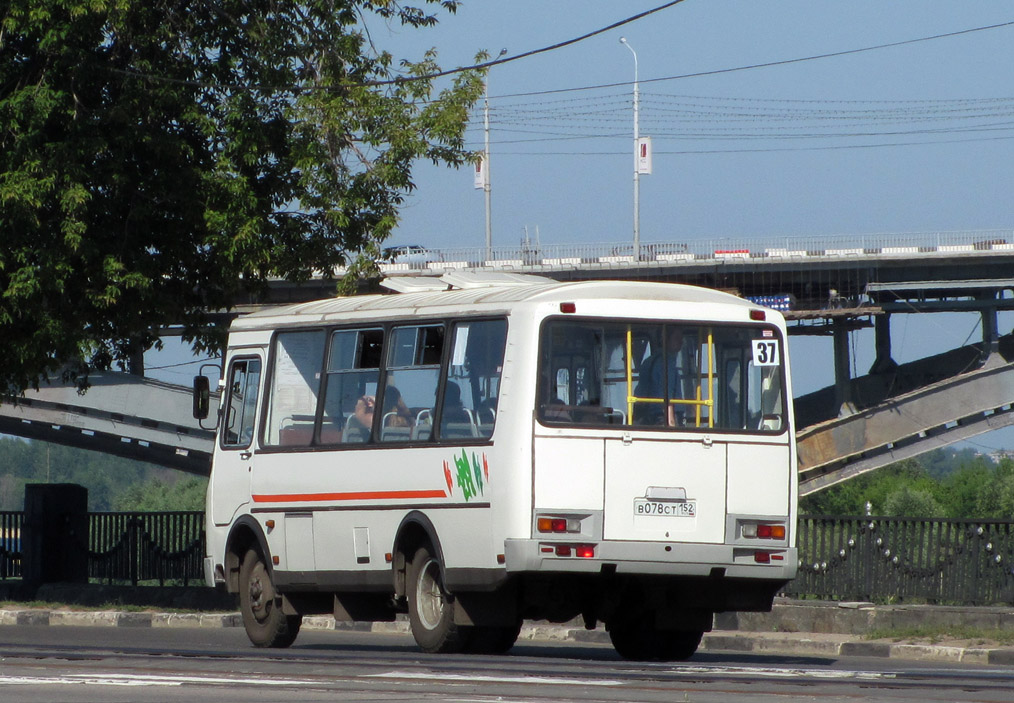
[0,436,177,511]
[1,0,484,393]
[801,449,1014,519]
[111,475,208,511]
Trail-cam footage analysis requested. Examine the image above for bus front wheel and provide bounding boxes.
[407,546,471,653]
[239,547,301,648]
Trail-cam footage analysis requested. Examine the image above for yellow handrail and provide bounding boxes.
[625,327,714,428]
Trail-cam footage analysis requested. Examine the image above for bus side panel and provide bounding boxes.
[532,437,604,512]
[726,442,791,517]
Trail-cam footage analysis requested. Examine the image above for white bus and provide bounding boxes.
[199,273,797,661]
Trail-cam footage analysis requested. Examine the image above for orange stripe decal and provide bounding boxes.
[252,489,447,503]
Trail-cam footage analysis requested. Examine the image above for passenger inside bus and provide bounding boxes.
[381,385,414,427]
[634,326,686,427]
[439,382,475,438]
[343,394,375,443]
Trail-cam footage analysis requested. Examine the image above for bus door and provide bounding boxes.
[211,353,264,526]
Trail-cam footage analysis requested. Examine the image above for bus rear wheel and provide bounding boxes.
[608,616,702,661]
[468,621,522,654]
[239,547,301,648]
[408,546,471,653]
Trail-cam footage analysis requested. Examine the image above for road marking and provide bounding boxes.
[0,673,322,687]
[671,665,895,680]
[366,672,622,686]
[0,665,896,690]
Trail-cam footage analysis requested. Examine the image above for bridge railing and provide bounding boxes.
[88,511,205,586]
[377,229,1014,271]
[5,511,1014,604]
[0,510,205,586]
[784,515,1014,605]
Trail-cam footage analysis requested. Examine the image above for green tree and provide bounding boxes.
[112,476,208,511]
[939,459,994,518]
[970,458,1014,519]
[1,0,484,393]
[800,459,945,517]
[0,436,182,511]
[881,485,945,518]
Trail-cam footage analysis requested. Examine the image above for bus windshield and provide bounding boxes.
[538,319,785,432]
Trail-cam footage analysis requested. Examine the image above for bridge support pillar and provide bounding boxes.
[833,318,855,416]
[869,313,898,374]
[981,304,999,362]
[22,484,89,586]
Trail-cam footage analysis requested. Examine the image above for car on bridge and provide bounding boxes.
[382,244,441,266]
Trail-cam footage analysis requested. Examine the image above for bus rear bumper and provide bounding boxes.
[504,538,797,582]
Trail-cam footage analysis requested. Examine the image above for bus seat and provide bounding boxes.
[442,422,478,439]
[381,425,412,442]
[412,409,433,440]
[343,415,369,443]
[319,425,343,443]
[278,424,314,446]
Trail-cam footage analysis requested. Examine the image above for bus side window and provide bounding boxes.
[222,358,261,448]
[264,331,326,447]
[380,325,443,443]
[440,319,507,440]
[321,328,383,444]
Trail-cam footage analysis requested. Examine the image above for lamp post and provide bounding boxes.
[619,36,640,260]
[483,78,492,261]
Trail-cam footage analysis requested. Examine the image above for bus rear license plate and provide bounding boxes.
[634,499,696,517]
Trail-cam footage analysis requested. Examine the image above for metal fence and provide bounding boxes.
[4,511,1014,603]
[88,511,205,586]
[785,515,1014,605]
[0,511,22,580]
[0,510,205,586]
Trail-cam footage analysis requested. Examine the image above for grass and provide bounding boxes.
[866,625,1014,647]
[0,599,231,614]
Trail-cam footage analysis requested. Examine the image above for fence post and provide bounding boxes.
[21,484,89,586]
[129,516,139,586]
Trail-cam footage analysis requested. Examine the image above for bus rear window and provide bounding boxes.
[538,320,785,433]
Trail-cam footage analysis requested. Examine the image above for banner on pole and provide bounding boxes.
[474,156,488,189]
[637,137,652,175]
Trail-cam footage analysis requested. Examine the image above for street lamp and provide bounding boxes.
[619,36,640,259]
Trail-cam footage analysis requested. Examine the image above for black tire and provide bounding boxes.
[468,621,522,655]
[407,545,471,653]
[238,547,301,648]
[609,616,702,662]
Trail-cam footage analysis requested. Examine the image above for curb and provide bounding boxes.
[3,607,1013,664]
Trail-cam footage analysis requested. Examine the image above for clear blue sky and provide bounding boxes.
[153,2,1014,452]
[383,1,1014,250]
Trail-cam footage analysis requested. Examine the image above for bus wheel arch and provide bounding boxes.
[392,511,445,600]
[225,516,270,593]
[406,543,472,653]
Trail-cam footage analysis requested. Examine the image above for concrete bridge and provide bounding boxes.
[3,229,1013,493]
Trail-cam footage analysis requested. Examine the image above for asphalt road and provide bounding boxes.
[1,625,1013,702]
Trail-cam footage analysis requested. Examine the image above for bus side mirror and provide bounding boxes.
[193,375,211,420]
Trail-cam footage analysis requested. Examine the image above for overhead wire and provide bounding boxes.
[107,1,689,92]
[464,82,1014,154]
[490,20,1014,100]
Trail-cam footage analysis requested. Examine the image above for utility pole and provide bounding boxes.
[483,78,492,261]
[620,37,640,260]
